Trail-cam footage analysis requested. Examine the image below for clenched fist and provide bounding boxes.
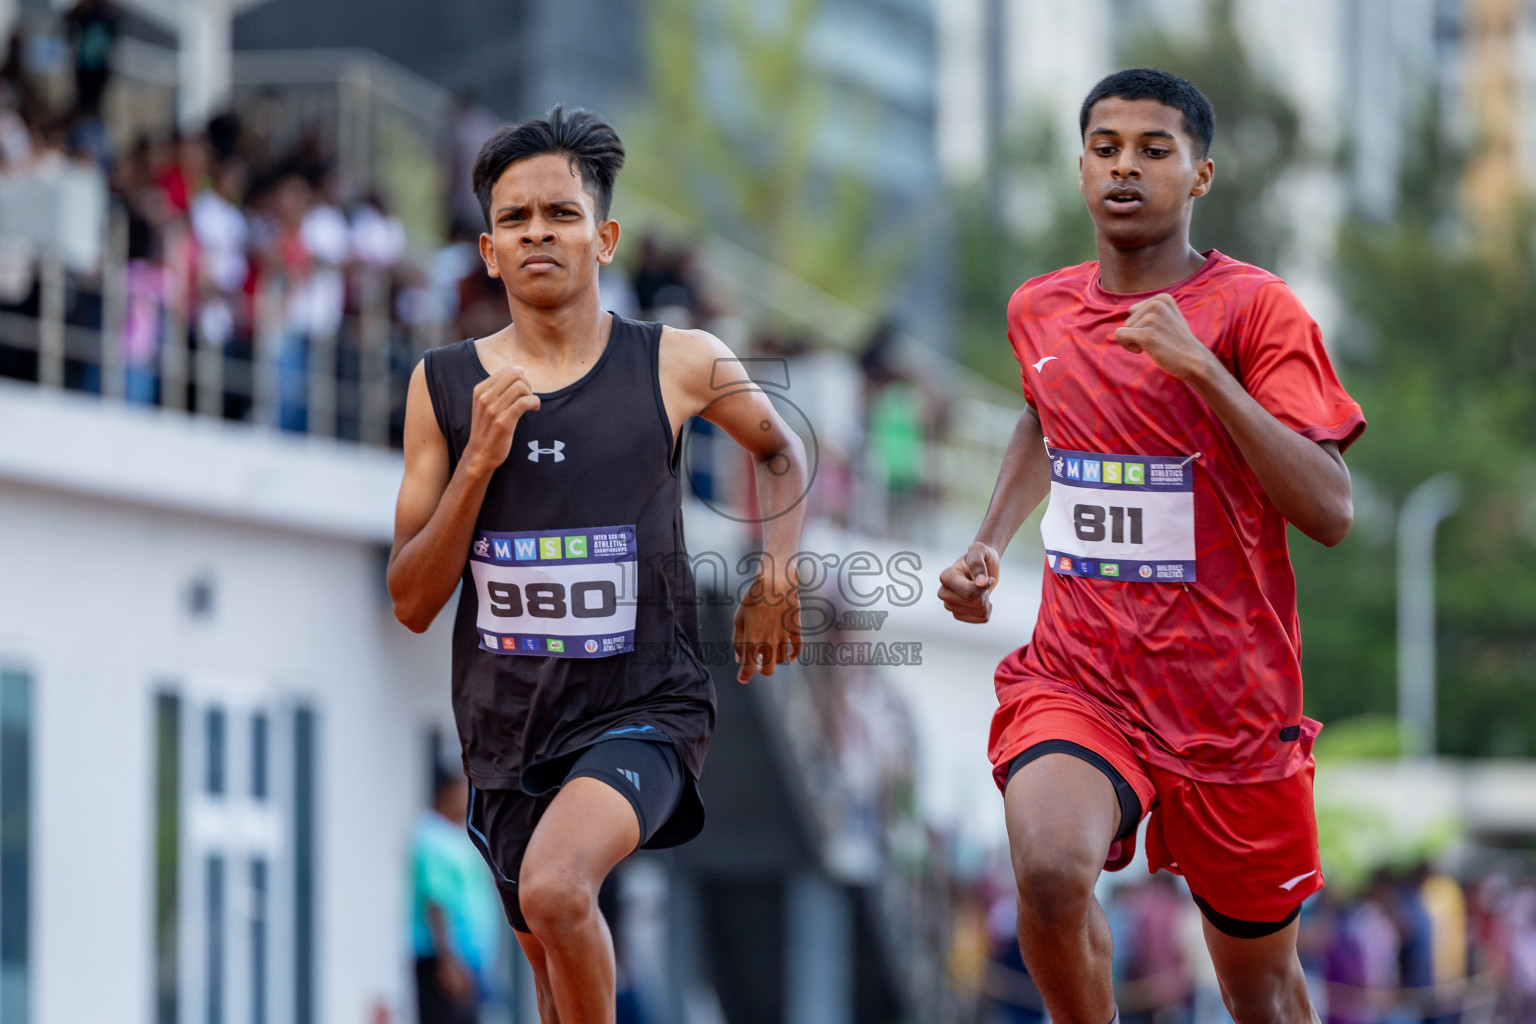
[1112,292,1219,383]
[464,366,541,474]
[938,542,1001,624]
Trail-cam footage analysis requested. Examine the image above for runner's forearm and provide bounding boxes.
[975,407,1054,554]
[388,456,497,632]
[754,433,809,583]
[1185,360,1353,546]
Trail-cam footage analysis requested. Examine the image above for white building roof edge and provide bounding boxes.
[0,381,402,543]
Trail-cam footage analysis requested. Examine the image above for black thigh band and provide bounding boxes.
[1007,739,1142,844]
[1192,894,1303,939]
[564,737,684,847]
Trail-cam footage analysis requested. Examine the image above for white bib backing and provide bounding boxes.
[469,525,638,657]
[1040,445,1197,583]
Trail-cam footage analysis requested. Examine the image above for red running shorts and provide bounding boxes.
[990,656,1323,926]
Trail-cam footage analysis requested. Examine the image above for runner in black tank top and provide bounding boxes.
[423,316,714,825]
[387,108,807,1023]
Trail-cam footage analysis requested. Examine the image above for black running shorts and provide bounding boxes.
[466,737,685,932]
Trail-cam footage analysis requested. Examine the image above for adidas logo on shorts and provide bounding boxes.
[617,768,640,790]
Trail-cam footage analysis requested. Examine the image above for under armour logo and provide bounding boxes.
[617,768,640,790]
[528,440,566,463]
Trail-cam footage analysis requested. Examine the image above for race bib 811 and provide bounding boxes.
[469,525,638,657]
[1039,446,1197,583]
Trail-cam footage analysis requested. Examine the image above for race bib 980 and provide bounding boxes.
[469,525,638,657]
[1040,446,1197,583]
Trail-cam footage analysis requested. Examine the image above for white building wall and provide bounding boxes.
[0,381,454,1024]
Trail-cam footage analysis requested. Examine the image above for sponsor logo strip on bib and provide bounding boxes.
[469,525,638,657]
[1040,446,1197,583]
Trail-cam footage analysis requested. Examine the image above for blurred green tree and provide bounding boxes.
[951,124,1095,388]
[1294,129,1536,755]
[616,0,910,313]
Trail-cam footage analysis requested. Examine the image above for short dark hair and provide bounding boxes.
[471,105,626,229]
[1079,68,1215,158]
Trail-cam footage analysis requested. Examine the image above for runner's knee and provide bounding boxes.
[519,862,596,937]
[1221,985,1283,1024]
[1219,964,1306,1024]
[1012,846,1098,926]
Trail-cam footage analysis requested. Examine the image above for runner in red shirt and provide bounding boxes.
[939,68,1363,1024]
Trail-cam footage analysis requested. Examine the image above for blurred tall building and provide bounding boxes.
[1457,0,1536,230]
[798,0,940,225]
[234,0,647,119]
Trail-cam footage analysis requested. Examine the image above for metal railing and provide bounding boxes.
[0,205,429,447]
[0,43,462,443]
[103,43,454,251]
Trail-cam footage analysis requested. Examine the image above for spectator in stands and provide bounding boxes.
[983,884,1047,1023]
[190,159,249,351]
[453,245,507,344]
[63,0,118,119]
[0,31,44,132]
[258,171,315,430]
[410,772,500,1024]
[154,131,206,217]
[113,135,168,403]
[1394,868,1438,1023]
[633,234,697,325]
[415,220,476,339]
[1119,874,1193,1024]
[0,85,31,170]
[205,111,242,166]
[1416,863,1466,1024]
[298,168,348,429]
[444,91,498,239]
[66,107,109,167]
[1325,871,1402,1024]
[1179,886,1231,1024]
[30,118,69,174]
[191,158,250,416]
[780,334,860,526]
[350,191,406,272]
[864,371,926,533]
[1504,886,1536,1024]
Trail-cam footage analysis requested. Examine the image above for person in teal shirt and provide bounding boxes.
[411,773,501,1024]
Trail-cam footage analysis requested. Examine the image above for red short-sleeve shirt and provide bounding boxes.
[990,251,1365,783]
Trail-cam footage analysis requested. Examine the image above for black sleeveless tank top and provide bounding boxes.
[423,315,716,799]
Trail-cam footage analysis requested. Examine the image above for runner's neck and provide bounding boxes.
[477,306,614,390]
[1095,232,1207,295]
